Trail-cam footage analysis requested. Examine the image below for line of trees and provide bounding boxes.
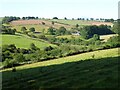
[22,16,39,20]
[2,16,20,24]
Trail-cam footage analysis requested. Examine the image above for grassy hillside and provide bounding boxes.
[10,20,72,32]
[1,48,119,89]
[1,34,56,49]
[9,19,113,33]
[12,24,48,32]
[50,19,113,26]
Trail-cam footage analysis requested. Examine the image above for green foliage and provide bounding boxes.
[57,26,67,35]
[38,34,47,40]
[22,16,38,20]
[2,28,16,35]
[30,43,39,51]
[75,24,79,28]
[93,34,100,41]
[21,27,27,32]
[107,36,120,47]
[47,27,56,35]
[80,25,114,39]
[29,27,35,32]
[13,53,25,63]
[112,20,120,34]
[44,46,54,51]
[2,16,20,24]
[53,17,58,19]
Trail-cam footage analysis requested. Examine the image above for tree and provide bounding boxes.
[47,27,55,35]
[38,34,46,40]
[44,46,54,51]
[93,34,100,41]
[22,17,25,20]
[14,53,25,63]
[30,43,37,51]
[42,22,45,25]
[80,27,90,39]
[36,17,39,19]
[112,19,120,34]
[64,17,67,20]
[57,26,67,35]
[76,24,79,28]
[21,27,27,32]
[90,18,94,21]
[29,27,35,32]
[53,17,58,19]
[52,21,54,25]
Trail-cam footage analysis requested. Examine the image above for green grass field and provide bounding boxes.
[50,19,94,26]
[1,48,119,89]
[1,34,56,49]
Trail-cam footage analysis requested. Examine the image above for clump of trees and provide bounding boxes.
[2,16,20,24]
[47,26,71,35]
[29,27,35,32]
[80,25,114,39]
[2,28,16,35]
[112,19,120,34]
[22,16,38,20]
[53,17,58,19]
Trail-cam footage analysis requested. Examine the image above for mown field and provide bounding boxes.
[1,48,119,89]
[1,34,55,49]
[10,20,72,32]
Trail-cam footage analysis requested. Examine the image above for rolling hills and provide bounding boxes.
[10,19,113,33]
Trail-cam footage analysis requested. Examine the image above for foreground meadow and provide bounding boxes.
[1,48,119,89]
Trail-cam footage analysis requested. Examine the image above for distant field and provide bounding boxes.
[1,34,56,49]
[9,19,113,33]
[10,20,72,32]
[50,19,113,26]
[1,48,119,89]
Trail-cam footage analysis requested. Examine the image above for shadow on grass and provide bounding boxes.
[2,56,120,90]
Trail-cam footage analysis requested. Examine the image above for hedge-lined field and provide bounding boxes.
[1,34,55,49]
